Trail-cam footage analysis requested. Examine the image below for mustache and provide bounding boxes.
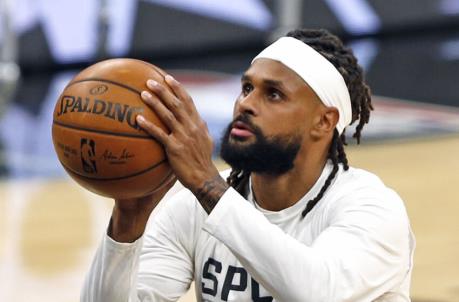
[231,114,257,131]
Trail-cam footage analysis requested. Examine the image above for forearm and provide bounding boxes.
[83,215,192,302]
[203,188,408,301]
[81,234,143,302]
[203,190,330,301]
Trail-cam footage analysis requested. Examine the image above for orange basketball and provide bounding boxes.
[52,58,173,199]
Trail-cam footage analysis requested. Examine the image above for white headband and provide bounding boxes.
[252,36,352,134]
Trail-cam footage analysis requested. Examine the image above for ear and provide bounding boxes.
[310,107,339,140]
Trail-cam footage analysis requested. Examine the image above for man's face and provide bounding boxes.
[220,58,323,175]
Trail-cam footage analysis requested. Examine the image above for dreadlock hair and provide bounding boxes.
[226,28,373,218]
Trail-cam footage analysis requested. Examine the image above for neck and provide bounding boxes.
[251,146,329,212]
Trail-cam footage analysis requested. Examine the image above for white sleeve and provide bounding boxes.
[81,190,195,302]
[202,187,412,302]
[81,234,144,302]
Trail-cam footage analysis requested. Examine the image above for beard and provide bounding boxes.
[219,115,302,175]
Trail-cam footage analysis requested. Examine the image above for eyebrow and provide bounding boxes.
[241,74,287,91]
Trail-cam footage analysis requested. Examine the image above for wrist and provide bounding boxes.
[108,205,152,243]
[193,173,229,214]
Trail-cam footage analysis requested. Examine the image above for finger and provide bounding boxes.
[141,90,179,130]
[164,75,198,114]
[146,79,187,120]
[136,114,169,146]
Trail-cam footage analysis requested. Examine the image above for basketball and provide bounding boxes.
[52,58,173,199]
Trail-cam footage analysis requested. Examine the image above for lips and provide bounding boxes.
[230,120,254,138]
[233,121,253,131]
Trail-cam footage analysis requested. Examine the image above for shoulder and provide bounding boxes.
[333,166,401,201]
[327,166,408,221]
[327,166,414,255]
[337,166,386,190]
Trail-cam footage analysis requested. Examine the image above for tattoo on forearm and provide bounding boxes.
[195,175,229,214]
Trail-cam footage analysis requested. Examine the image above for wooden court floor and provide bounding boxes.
[0,135,458,301]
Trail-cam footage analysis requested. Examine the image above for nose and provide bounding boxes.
[235,91,258,116]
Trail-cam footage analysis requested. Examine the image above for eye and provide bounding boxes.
[242,82,253,96]
[267,88,283,101]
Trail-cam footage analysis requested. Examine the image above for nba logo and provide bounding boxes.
[81,138,97,174]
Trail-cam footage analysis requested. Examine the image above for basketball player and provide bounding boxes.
[82,29,415,301]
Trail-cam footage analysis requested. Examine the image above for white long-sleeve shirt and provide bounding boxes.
[82,163,415,302]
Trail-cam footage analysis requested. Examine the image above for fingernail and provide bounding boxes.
[141,91,152,99]
[165,74,178,83]
[147,79,158,87]
[136,115,145,123]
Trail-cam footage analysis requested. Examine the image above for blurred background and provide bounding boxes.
[0,0,458,301]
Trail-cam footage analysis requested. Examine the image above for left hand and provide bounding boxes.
[136,75,221,194]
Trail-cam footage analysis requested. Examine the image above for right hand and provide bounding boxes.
[109,173,177,242]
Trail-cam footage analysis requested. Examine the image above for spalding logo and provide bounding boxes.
[90,84,108,95]
[56,95,144,130]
